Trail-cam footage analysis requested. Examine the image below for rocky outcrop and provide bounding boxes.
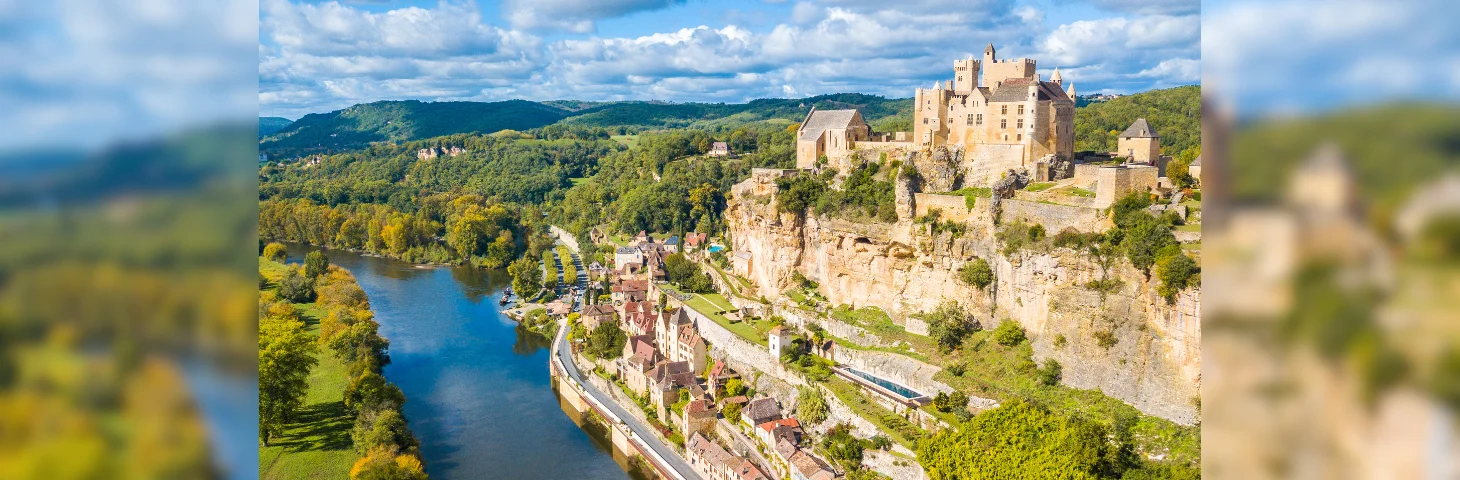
[725,173,1201,424]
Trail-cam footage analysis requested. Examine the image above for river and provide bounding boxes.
[285,244,649,480]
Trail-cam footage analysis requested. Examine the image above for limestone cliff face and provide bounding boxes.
[726,174,1201,424]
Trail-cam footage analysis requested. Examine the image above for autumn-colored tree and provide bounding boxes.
[350,449,428,480]
[263,242,288,262]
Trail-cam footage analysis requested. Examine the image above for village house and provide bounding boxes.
[742,397,783,430]
[647,360,698,419]
[707,360,739,399]
[684,232,709,252]
[614,246,644,270]
[657,308,707,372]
[664,235,681,253]
[581,303,615,331]
[587,261,608,280]
[756,417,804,447]
[611,279,649,305]
[709,141,730,157]
[621,301,655,336]
[621,335,658,396]
[687,432,768,480]
[681,399,719,437]
[787,447,837,480]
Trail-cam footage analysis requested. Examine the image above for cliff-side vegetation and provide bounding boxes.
[774,162,899,223]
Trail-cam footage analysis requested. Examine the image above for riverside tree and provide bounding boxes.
[259,301,319,444]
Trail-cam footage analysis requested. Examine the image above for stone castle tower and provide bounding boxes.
[912,43,1076,182]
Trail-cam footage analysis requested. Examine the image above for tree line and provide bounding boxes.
[259,247,429,479]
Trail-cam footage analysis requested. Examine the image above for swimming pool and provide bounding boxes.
[843,367,924,401]
[706,245,725,253]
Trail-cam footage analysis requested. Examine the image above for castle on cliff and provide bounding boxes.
[796,44,1076,181]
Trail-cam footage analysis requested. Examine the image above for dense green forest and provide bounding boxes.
[1230,103,1460,213]
[261,100,573,157]
[260,94,911,158]
[1073,85,1200,157]
[260,116,293,137]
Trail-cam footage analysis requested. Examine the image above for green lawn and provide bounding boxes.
[259,260,358,480]
[569,177,590,187]
[680,293,770,346]
[1174,223,1201,232]
[611,134,639,148]
[1024,182,1057,192]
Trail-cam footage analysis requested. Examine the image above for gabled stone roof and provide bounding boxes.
[798,108,863,141]
[744,397,781,423]
[1120,118,1159,138]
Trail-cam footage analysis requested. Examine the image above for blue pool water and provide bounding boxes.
[707,245,725,253]
[845,368,923,400]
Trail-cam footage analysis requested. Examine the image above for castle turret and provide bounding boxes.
[1067,82,1076,99]
[1051,67,1062,86]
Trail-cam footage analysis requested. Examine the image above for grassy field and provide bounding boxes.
[678,291,772,346]
[610,134,639,148]
[1024,182,1057,192]
[258,259,358,480]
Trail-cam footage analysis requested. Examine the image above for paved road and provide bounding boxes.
[553,327,702,480]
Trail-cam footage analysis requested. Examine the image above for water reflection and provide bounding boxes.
[280,243,633,480]
[513,326,553,357]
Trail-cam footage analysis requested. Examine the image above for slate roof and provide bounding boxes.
[798,108,863,141]
[665,235,681,245]
[789,450,836,480]
[1191,155,1201,166]
[687,433,736,470]
[1120,118,1159,138]
[989,79,1071,103]
[616,246,638,254]
[744,397,781,423]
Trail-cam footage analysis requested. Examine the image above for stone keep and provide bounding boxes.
[1116,118,1161,164]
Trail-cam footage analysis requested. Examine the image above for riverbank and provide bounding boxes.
[257,255,425,480]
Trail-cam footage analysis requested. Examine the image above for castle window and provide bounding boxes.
[976,114,983,125]
[1000,119,1007,129]
[1018,105,1025,115]
[922,118,928,124]
[1001,105,1008,114]
[1017,119,1024,129]
[966,114,975,126]
[1017,134,1023,141]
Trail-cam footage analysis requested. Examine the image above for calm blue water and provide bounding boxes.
[845,368,923,400]
[286,245,640,480]
[706,245,725,253]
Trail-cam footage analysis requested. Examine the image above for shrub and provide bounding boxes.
[1093,329,1118,349]
[1036,359,1062,386]
[1054,334,1067,348]
[933,390,969,412]
[925,301,974,353]
[263,242,288,262]
[992,321,1026,347]
[957,258,995,291]
[945,363,966,377]
[1156,251,1199,304]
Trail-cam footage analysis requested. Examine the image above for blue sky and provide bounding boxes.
[259,0,1201,119]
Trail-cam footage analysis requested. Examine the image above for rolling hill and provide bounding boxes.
[260,100,572,158]
[259,117,293,137]
[260,94,912,158]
